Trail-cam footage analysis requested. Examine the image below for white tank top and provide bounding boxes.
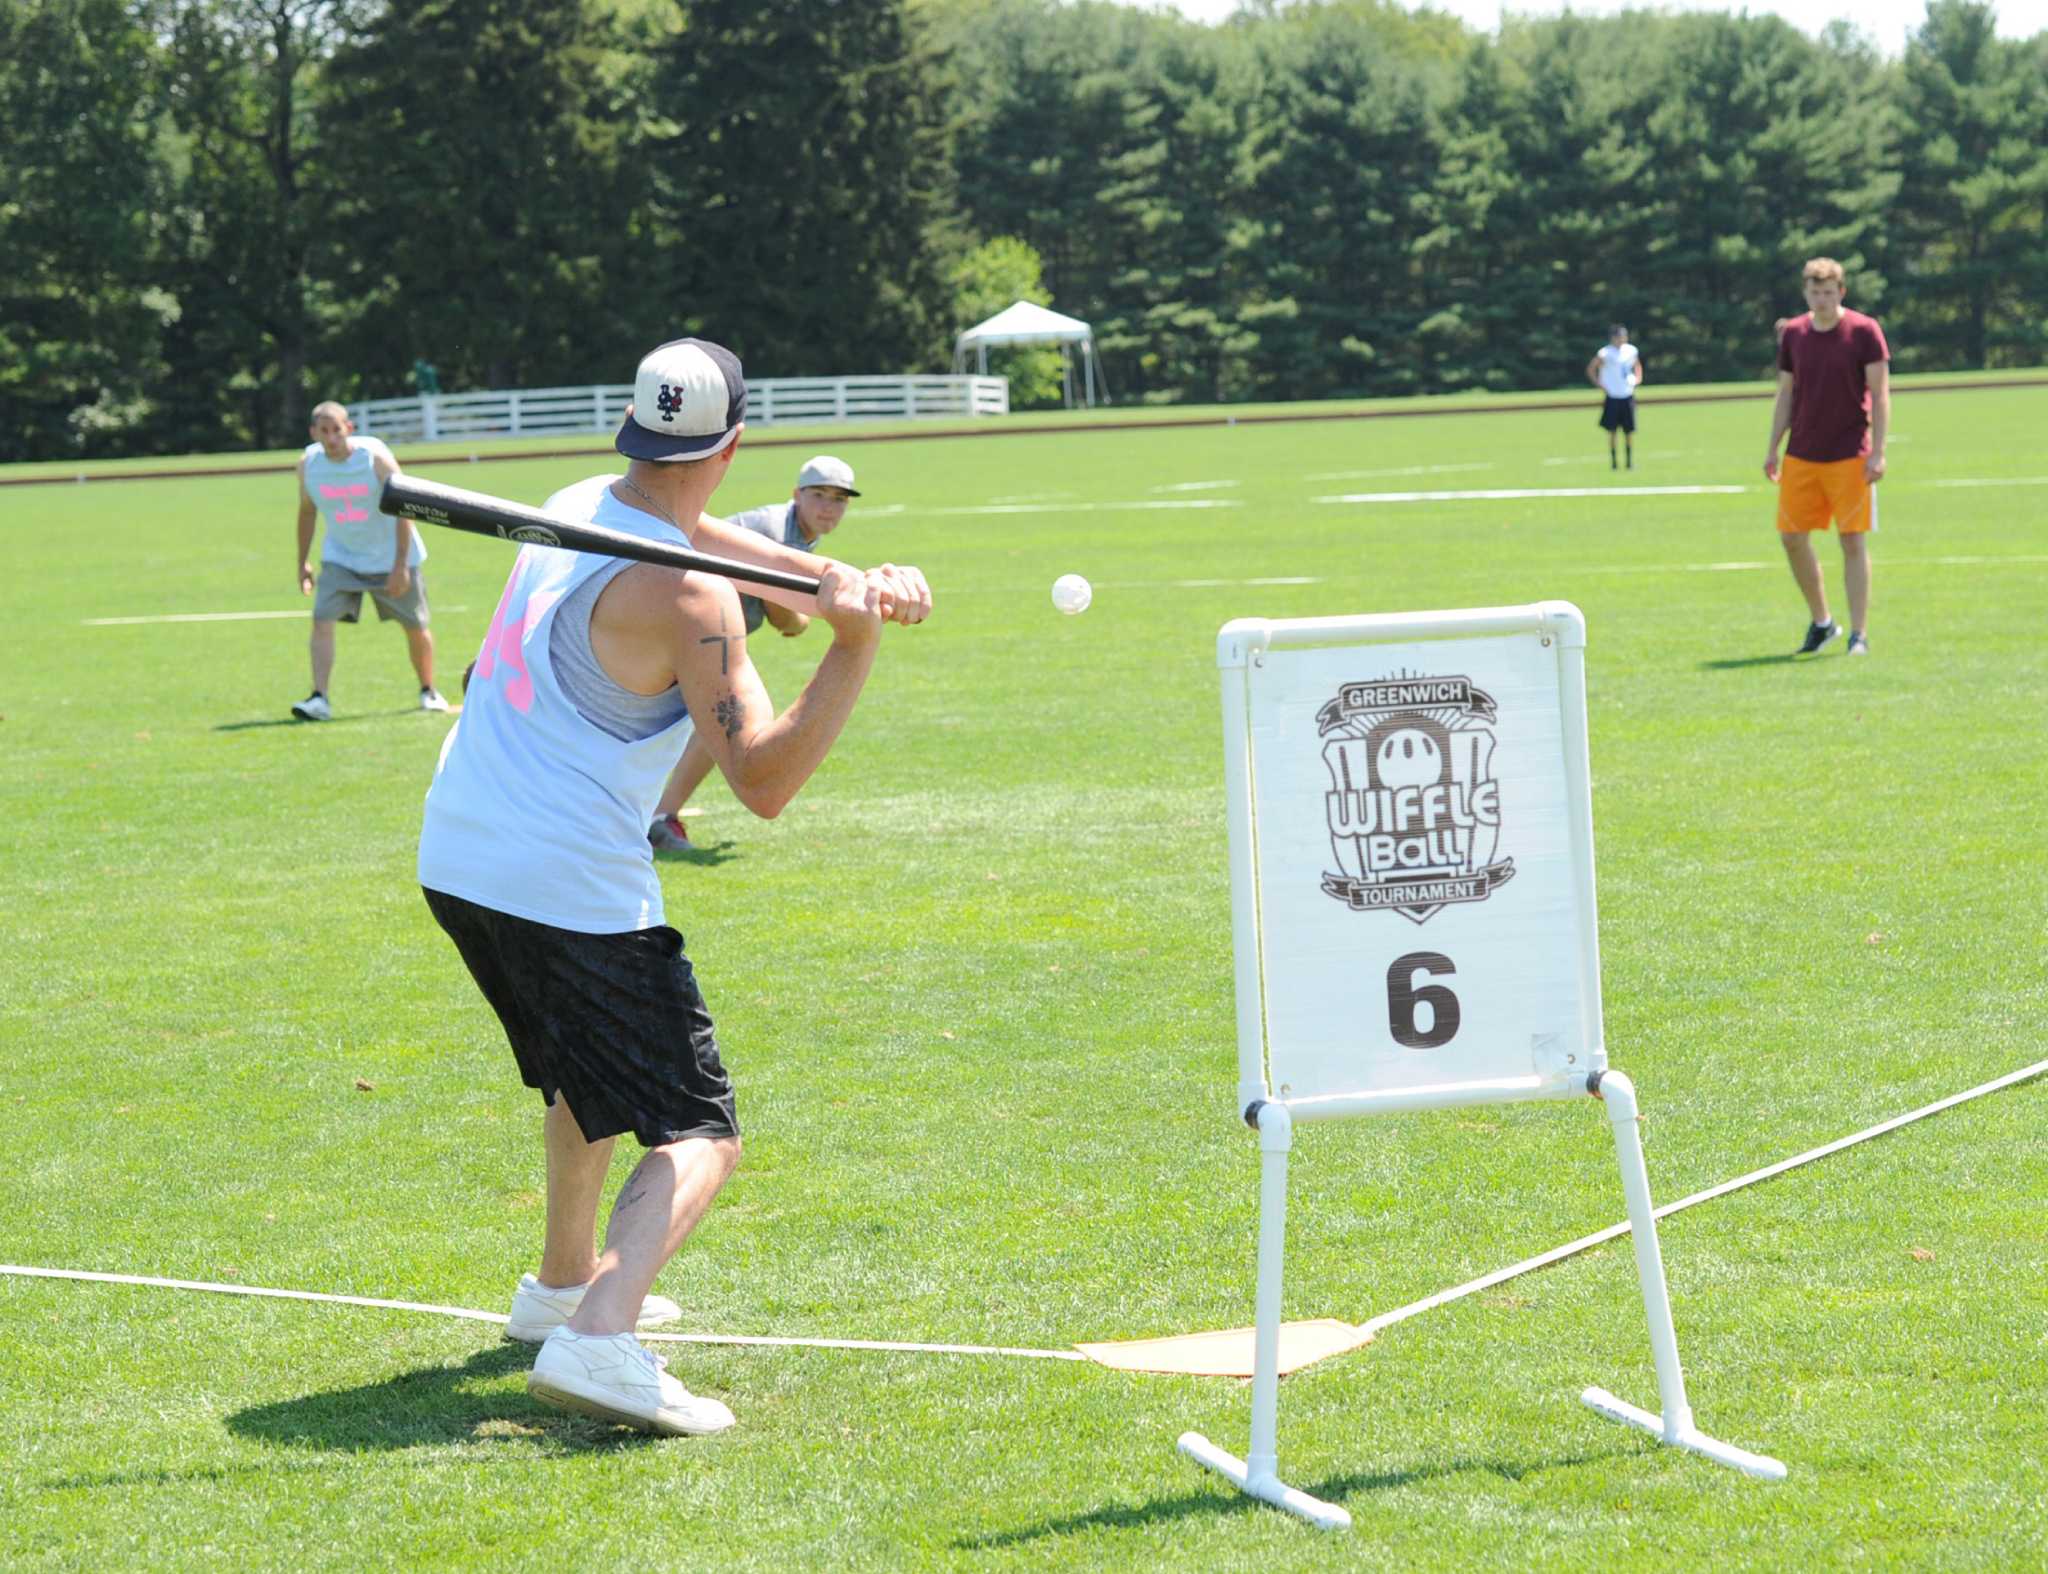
[302,437,425,573]
[417,475,695,932]
[1596,343,1640,399]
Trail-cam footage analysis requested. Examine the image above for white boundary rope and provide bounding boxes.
[0,1266,512,1325]
[638,1331,1082,1361]
[3,1057,2039,1365]
[1357,1056,2048,1340]
[0,1263,1079,1361]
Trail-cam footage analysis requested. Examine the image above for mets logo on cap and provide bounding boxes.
[617,338,749,463]
[1316,672,1515,923]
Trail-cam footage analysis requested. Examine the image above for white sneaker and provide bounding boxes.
[419,687,450,712]
[527,1328,735,1436]
[503,1272,683,1343]
[291,692,331,721]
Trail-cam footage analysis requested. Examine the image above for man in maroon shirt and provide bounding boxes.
[1763,257,1891,656]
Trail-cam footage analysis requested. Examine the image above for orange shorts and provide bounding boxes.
[1777,455,1876,534]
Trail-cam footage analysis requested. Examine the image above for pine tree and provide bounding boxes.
[1619,13,1897,382]
[314,0,642,394]
[1893,0,2048,369]
[645,0,959,376]
[1248,5,1456,398]
[160,0,357,447]
[0,0,174,459]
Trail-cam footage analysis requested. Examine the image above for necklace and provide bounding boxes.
[619,473,681,533]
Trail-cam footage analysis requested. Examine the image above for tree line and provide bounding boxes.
[2,0,2043,461]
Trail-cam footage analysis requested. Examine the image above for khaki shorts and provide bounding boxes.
[314,562,430,628]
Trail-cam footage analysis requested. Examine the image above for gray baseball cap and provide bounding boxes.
[795,454,860,495]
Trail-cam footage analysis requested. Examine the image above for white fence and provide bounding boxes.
[351,375,1009,444]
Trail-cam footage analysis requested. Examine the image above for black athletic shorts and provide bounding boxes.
[1599,395,1636,433]
[422,887,738,1147]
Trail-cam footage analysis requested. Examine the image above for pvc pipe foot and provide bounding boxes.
[1581,1387,1788,1480]
[1179,1432,1352,1530]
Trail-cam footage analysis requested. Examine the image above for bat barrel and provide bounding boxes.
[379,473,823,596]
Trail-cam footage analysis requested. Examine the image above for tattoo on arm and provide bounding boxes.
[715,694,742,742]
[697,606,732,676]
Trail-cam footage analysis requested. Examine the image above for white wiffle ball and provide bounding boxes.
[1051,574,1092,615]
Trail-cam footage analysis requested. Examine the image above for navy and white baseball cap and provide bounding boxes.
[616,338,747,462]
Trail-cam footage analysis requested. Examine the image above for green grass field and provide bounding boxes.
[3,383,2044,1568]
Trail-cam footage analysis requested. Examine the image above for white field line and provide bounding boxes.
[1356,1055,2048,1343]
[1918,553,2048,565]
[819,576,1330,595]
[1583,561,1774,575]
[84,606,469,627]
[1316,485,1748,504]
[1586,553,2048,576]
[84,610,338,627]
[1542,451,1687,466]
[1165,575,1323,588]
[922,500,1242,516]
[1303,463,1496,481]
[5,1058,2038,1367]
[850,473,2033,519]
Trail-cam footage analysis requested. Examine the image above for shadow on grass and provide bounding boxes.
[654,835,741,866]
[954,1449,1620,1549]
[1698,653,1800,670]
[43,1455,351,1494]
[221,1340,660,1456]
[213,709,425,732]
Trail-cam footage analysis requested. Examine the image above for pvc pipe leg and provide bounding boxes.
[1583,1071,1787,1482]
[1179,1433,1353,1530]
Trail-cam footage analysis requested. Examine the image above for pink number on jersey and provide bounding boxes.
[472,564,561,714]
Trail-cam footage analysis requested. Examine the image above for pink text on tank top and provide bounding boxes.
[473,574,562,714]
[319,482,371,523]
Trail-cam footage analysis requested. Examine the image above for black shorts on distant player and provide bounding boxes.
[1599,395,1636,434]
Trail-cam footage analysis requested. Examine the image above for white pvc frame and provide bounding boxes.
[1180,604,1784,1531]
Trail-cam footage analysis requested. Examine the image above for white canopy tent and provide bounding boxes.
[952,300,1107,408]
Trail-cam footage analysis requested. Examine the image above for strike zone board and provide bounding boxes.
[1218,604,1607,1112]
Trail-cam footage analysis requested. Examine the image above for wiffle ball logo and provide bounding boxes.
[1317,673,1515,923]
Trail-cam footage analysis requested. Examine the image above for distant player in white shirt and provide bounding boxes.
[1586,325,1643,471]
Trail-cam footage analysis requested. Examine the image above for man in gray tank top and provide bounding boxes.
[291,400,449,720]
[648,454,862,849]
